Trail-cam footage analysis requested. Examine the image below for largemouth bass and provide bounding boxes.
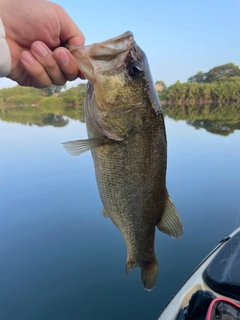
[63,31,183,291]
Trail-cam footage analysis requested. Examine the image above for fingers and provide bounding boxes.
[21,50,52,88]
[31,42,67,85]
[53,47,80,81]
[21,41,81,88]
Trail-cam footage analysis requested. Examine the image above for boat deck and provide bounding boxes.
[158,227,240,320]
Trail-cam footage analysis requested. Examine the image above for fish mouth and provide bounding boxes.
[67,31,136,83]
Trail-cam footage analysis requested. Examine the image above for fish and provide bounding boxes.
[63,31,183,291]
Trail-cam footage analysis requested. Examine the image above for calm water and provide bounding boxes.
[0,105,240,320]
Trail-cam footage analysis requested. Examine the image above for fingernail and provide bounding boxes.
[56,50,70,66]
[32,42,48,57]
[21,52,35,65]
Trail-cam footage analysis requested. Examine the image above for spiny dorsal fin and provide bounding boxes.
[62,136,105,156]
[157,194,183,238]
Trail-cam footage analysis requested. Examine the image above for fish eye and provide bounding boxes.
[128,61,143,78]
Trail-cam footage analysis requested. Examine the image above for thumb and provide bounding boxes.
[50,2,85,46]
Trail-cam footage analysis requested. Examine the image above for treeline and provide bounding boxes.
[167,76,240,103]
[0,84,86,107]
[1,62,240,106]
[167,63,240,104]
[188,63,240,83]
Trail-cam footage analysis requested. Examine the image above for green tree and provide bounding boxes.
[207,63,240,82]
[41,84,67,96]
[168,74,240,103]
[60,85,86,106]
[188,63,240,83]
[188,71,206,83]
[155,80,167,90]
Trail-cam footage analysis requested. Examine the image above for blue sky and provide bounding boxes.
[1,0,240,88]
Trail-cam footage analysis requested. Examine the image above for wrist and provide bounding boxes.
[0,17,11,77]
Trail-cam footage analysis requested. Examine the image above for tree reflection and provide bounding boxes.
[166,103,240,135]
[0,105,85,127]
[1,103,239,136]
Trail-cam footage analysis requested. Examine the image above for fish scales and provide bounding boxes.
[63,31,183,290]
[90,100,166,244]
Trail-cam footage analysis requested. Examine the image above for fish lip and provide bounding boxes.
[68,31,134,51]
[66,31,136,83]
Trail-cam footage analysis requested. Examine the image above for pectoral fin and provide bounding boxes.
[157,194,183,238]
[62,136,105,156]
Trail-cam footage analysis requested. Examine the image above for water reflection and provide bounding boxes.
[0,103,240,135]
[167,103,240,135]
[0,107,240,320]
[41,114,69,127]
[0,105,85,127]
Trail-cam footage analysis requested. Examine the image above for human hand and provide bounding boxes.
[1,0,85,88]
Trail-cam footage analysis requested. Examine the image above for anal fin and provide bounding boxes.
[157,193,183,238]
[101,207,109,219]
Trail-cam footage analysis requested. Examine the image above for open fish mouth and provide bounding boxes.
[66,31,135,83]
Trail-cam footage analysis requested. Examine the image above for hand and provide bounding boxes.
[1,0,85,88]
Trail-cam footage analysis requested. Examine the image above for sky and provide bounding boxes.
[1,0,240,88]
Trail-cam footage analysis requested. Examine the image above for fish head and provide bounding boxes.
[68,31,161,140]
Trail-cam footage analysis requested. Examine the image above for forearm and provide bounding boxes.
[0,17,11,77]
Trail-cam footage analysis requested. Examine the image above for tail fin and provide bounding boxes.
[126,257,158,291]
[141,258,158,291]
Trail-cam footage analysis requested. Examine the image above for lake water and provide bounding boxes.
[0,105,240,320]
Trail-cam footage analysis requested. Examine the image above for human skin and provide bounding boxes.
[0,0,85,87]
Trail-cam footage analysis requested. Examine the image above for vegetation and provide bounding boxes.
[0,86,44,106]
[167,77,240,103]
[0,64,239,135]
[60,84,86,106]
[188,63,240,83]
[167,63,240,104]
[155,80,167,90]
[41,84,67,96]
[0,84,87,126]
[158,90,168,102]
[1,62,240,108]
[0,83,86,107]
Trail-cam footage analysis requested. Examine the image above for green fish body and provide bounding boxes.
[63,32,183,290]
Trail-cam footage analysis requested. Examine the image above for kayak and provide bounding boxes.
[158,226,240,319]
